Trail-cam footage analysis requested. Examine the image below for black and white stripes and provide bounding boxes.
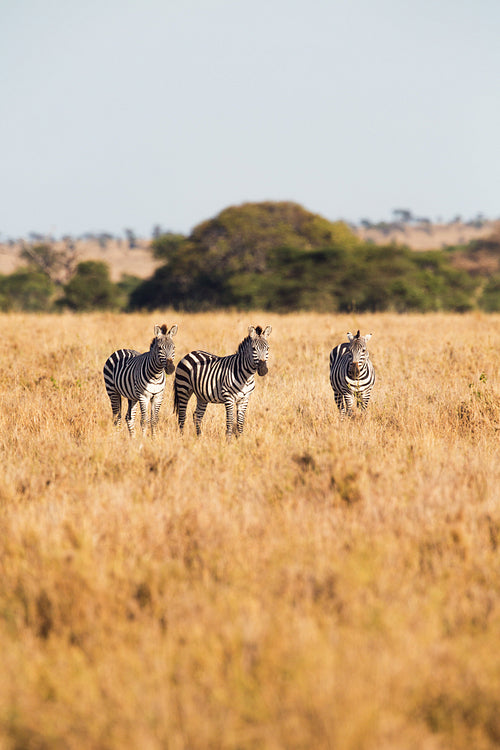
[329,330,375,416]
[103,324,178,436]
[173,325,272,439]
[102,324,376,436]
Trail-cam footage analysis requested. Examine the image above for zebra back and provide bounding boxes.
[173,325,272,427]
[104,323,178,402]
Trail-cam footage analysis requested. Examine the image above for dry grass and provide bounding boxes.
[354,220,500,250]
[1,311,500,750]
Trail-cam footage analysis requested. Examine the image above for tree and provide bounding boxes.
[97,232,114,249]
[20,242,78,283]
[187,201,359,274]
[59,261,120,311]
[131,202,360,310]
[0,269,55,311]
[124,229,137,249]
[479,275,500,311]
[392,209,413,224]
[151,232,187,260]
[20,243,63,279]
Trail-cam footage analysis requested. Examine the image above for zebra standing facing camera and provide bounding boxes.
[103,323,178,437]
[329,330,375,417]
[174,325,272,439]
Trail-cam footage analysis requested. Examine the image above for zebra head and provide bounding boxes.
[152,323,178,374]
[346,330,372,379]
[248,325,272,376]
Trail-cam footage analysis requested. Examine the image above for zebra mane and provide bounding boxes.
[239,326,264,353]
[238,336,252,354]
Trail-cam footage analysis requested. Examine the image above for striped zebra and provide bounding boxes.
[174,325,272,439]
[103,324,178,437]
[329,330,375,417]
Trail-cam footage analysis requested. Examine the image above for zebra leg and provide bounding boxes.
[150,392,164,437]
[359,389,372,411]
[108,391,122,428]
[344,393,355,417]
[334,392,346,416]
[193,399,208,436]
[224,398,236,440]
[138,394,151,436]
[235,396,250,436]
[125,400,139,437]
[334,392,353,418]
[177,390,192,434]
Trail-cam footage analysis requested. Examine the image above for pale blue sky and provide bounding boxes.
[1,0,499,239]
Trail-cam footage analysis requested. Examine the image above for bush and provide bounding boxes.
[59,261,120,311]
[479,275,500,311]
[0,269,55,311]
[131,239,482,313]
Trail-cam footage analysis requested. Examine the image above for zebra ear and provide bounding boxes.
[154,325,162,336]
[347,332,354,342]
[365,333,372,342]
[262,325,272,338]
[248,326,256,339]
[169,324,178,337]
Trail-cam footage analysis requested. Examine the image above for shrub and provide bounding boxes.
[0,269,55,311]
[59,261,120,311]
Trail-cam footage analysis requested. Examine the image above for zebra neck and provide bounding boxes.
[143,352,165,379]
[235,342,257,376]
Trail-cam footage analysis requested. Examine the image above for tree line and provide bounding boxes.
[2,202,499,313]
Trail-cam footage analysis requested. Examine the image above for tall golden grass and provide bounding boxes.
[1,311,500,750]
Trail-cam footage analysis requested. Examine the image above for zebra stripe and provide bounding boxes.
[103,324,178,436]
[329,330,375,416]
[174,325,272,438]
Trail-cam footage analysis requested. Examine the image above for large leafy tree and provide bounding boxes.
[130,201,488,313]
[131,202,359,310]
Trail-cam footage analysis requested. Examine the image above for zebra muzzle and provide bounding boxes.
[165,360,175,375]
[258,361,268,376]
[348,363,360,378]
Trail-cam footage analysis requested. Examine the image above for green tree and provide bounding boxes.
[59,261,120,311]
[479,275,500,311]
[132,202,360,310]
[131,202,483,313]
[0,269,55,311]
[151,232,187,261]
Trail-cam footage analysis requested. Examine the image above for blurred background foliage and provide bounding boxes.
[3,202,500,312]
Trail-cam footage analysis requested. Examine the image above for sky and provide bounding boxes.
[1,0,499,239]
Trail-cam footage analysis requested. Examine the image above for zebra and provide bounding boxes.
[173,325,272,439]
[103,323,178,437]
[329,330,375,417]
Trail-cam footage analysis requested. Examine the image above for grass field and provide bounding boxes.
[1,311,500,750]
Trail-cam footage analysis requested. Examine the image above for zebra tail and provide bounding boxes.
[173,380,180,415]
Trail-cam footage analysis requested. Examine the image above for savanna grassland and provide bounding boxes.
[1,311,500,750]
